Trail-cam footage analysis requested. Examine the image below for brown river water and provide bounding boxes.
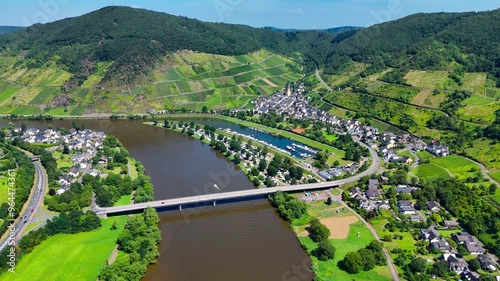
[0,119,313,281]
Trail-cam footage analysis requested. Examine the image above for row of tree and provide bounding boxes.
[0,143,35,237]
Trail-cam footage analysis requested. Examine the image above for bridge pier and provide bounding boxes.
[179,205,182,211]
[213,200,216,207]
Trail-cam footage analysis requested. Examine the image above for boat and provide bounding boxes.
[213,184,220,190]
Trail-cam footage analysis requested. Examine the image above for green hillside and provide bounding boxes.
[0,50,302,114]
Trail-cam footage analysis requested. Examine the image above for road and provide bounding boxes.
[316,69,333,91]
[0,155,47,252]
[330,190,400,281]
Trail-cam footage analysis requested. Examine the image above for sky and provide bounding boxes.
[2,0,499,29]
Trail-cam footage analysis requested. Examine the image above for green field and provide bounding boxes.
[0,177,9,204]
[299,221,391,281]
[412,163,451,181]
[430,155,480,180]
[0,217,127,281]
[114,195,131,206]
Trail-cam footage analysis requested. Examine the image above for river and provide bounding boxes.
[0,119,313,281]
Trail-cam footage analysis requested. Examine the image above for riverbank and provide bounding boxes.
[147,120,322,187]
[0,128,159,281]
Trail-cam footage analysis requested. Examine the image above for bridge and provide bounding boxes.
[95,181,341,216]
[95,137,380,216]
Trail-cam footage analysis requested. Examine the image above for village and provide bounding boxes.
[246,84,497,279]
[11,127,107,195]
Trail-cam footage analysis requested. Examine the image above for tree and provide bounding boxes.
[358,248,376,271]
[258,159,267,172]
[202,106,208,113]
[309,218,330,242]
[457,244,468,256]
[468,258,481,271]
[63,145,70,154]
[21,123,27,132]
[326,197,333,205]
[232,154,241,165]
[342,252,363,274]
[432,260,450,277]
[408,257,427,274]
[314,240,336,261]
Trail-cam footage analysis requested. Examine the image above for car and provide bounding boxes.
[30,209,34,213]
[161,202,165,205]
[23,220,27,224]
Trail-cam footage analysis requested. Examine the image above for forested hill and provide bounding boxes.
[0,26,22,35]
[0,6,499,86]
[325,9,500,85]
[0,6,334,85]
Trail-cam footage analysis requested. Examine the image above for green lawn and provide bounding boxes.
[0,177,9,204]
[415,151,435,162]
[491,172,500,184]
[412,163,451,181]
[114,195,131,206]
[0,217,127,281]
[299,221,391,281]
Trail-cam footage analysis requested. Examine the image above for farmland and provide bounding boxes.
[0,50,302,114]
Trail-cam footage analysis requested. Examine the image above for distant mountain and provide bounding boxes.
[265,26,361,34]
[324,26,362,34]
[0,6,498,87]
[0,6,333,85]
[324,9,500,85]
[0,26,22,36]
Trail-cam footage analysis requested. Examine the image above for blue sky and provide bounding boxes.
[3,0,499,29]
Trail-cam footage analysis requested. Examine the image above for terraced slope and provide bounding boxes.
[0,50,302,114]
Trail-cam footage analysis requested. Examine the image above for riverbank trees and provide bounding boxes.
[99,208,160,281]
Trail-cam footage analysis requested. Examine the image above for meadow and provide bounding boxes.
[298,221,392,281]
[430,155,481,180]
[0,217,127,281]
[411,163,451,181]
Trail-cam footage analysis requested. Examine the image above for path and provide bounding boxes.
[459,155,499,186]
[329,189,400,281]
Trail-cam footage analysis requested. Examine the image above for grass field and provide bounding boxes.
[404,71,449,89]
[114,195,131,206]
[0,217,127,281]
[0,177,9,204]
[298,221,391,281]
[464,138,500,171]
[412,163,451,181]
[430,155,481,180]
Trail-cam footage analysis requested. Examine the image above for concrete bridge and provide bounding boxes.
[95,181,344,216]
[96,138,380,216]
